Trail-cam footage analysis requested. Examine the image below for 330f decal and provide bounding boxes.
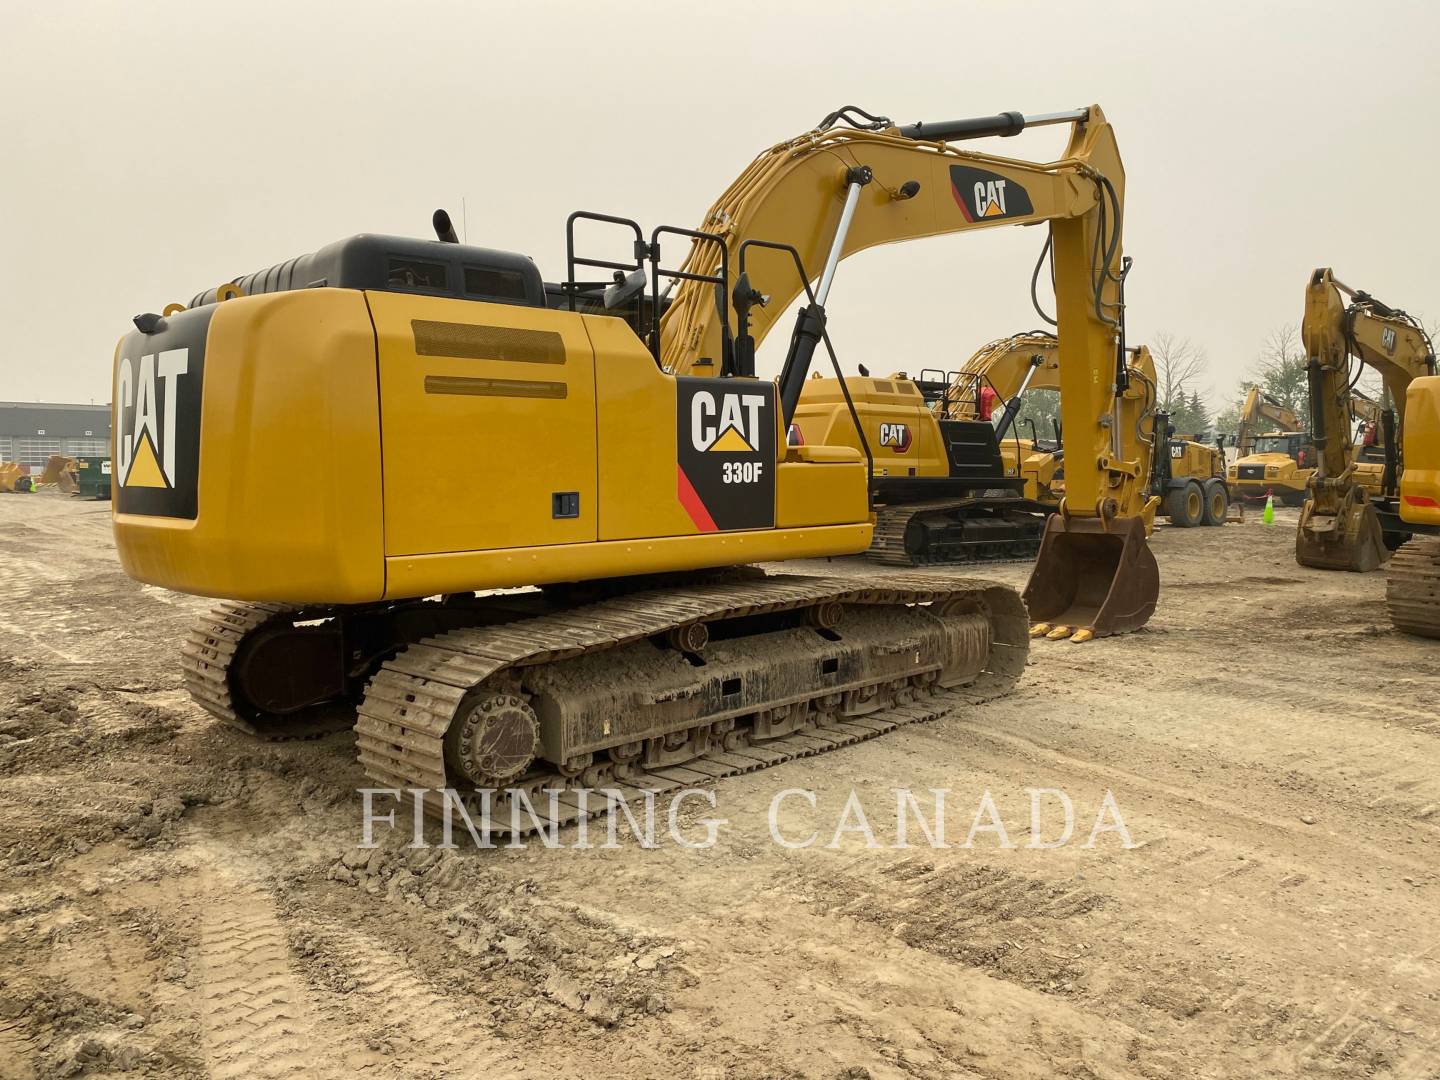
[676,379,776,532]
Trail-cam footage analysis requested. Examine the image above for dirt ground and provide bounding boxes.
[1,494,1437,1079]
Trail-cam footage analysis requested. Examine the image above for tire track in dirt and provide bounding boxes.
[293,922,515,1079]
[196,877,344,1080]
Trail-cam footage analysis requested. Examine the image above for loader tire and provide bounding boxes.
[1166,482,1204,527]
[1201,480,1229,526]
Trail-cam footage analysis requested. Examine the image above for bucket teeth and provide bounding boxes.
[1044,625,1074,640]
[1028,623,1052,638]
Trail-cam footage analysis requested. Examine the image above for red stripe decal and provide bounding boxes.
[1403,494,1440,508]
[676,465,718,532]
[951,182,975,223]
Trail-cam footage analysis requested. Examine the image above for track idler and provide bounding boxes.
[1023,513,1158,642]
[1295,487,1388,572]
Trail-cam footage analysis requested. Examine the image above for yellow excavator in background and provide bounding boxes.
[942,331,1229,526]
[1228,386,1383,504]
[1235,386,1301,457]
[1295,268,1436,572]
[1345,390,1392,496]
[945,331,1068,503]
[110,105,1156,825]
[1389,377,1440,637]
[1229,385,1311,504]
[787,365,1055,564]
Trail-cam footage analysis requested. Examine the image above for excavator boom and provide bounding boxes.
[656,106,1157,638]
[1236,386,1300,457]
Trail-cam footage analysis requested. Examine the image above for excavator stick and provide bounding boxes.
[1023,515,1159,640]
[1295,488,1388,572]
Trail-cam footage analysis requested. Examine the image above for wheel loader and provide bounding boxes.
[111,105,1158,829]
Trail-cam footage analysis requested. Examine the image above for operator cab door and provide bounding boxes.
[368,292,598,557]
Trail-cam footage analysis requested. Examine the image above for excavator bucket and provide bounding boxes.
[1295,490,1388,572]
[1023,514,1159,640]
[37,454,79,494]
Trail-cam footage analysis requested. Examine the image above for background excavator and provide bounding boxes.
[110,104,1155,827]
[1388,374,1440,637]
[786,332,1064,565]
[943,331,1229,527]
[1235,386,1301,457]
[1227,385,1381,504]
[1295,268,1436,573]
[1229,387,1310,503]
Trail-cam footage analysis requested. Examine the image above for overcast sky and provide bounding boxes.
[3,0,1436,406]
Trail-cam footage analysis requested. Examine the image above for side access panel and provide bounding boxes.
[585,314,777,539]
[369,293,598,556]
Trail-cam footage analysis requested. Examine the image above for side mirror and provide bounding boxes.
[732,272,767,320]
[603,268,648,310]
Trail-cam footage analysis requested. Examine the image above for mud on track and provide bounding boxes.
[1,494,1437,1078]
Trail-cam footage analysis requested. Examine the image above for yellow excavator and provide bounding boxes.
[1345,390,1392,497]
[1295,268,1436,573]
[786,332,1067,564]
[1388,379,1440,637]
[111,105,1156,824]
[1228,386,1383,504]
[1235,386,1301,457]
[1228,387,1310,503]
[946,331,1070,504]
[944,331,1229,526]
